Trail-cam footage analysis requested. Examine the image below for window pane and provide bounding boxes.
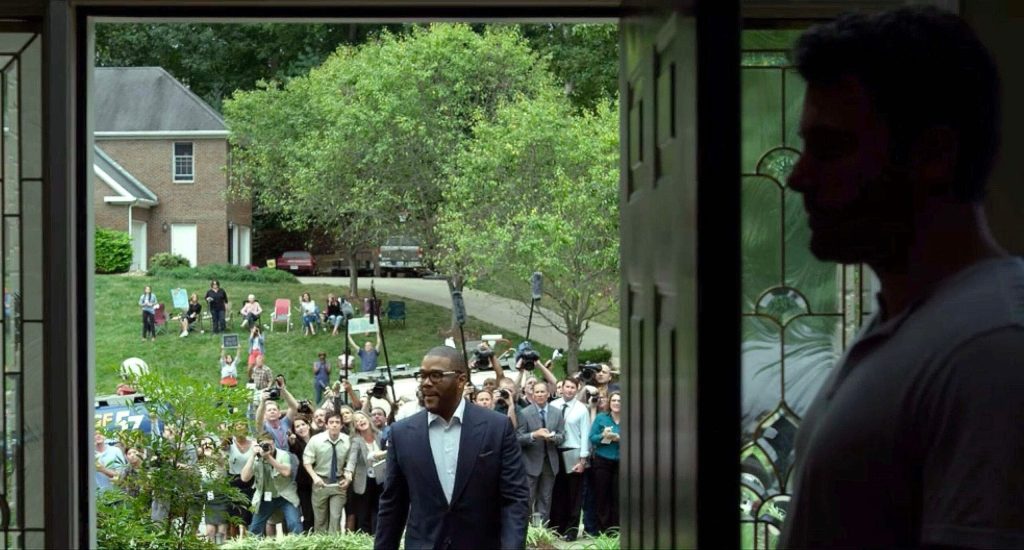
[174,142,192,156]
[4,59,19,215]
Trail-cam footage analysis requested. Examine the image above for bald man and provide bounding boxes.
[375,347,530,550]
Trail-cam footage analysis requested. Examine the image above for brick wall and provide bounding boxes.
[95,138,246,266]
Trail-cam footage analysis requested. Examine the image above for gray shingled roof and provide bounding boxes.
[94,67,227,132]
[94,145,159,203]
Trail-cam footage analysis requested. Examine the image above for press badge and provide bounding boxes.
[207,491,215,501]
[264,491,273,502]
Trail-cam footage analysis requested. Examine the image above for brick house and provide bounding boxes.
[93,66,252,270]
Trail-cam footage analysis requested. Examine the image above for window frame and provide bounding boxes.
[172,141,195,183]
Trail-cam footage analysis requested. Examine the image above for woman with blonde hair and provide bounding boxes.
[345,411,387,533]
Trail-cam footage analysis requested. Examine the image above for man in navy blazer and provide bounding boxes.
[375,346,530,550]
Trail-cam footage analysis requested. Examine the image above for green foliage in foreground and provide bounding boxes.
[95,274,556,395]
[218,528,620,550]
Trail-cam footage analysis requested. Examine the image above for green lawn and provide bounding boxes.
[95,274,555,397]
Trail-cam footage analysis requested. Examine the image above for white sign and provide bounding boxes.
[347,316,379,335]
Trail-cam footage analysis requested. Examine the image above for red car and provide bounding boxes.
[275,251,318,275]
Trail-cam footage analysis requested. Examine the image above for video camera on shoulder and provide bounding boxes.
[578,362,602,384]
[473,343,495,370]
[515,341,541,371]
[370,377,390,399]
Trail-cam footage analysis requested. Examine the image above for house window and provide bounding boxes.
[173,142,194,182]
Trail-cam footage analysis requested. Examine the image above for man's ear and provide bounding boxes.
[910,125,958,197]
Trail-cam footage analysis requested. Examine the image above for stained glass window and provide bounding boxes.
[739,30,875,549]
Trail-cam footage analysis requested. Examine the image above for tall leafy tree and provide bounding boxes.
[438,88,619,372]
[95,23,407,111]
[519,23,619,112]
[224,24,553,296]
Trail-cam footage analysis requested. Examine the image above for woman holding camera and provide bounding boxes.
[247,326,265,370]
[288,417,315,532]
[324,294,344,336]
[589,391,621,533]
[346,411,387,534]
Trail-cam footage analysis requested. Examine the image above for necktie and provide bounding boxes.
[539,407,546,428]
[328,438,340,483]
[562,402,570,420]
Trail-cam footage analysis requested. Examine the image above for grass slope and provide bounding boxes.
[95,275,555,397]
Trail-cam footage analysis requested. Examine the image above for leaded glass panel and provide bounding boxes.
[0,27,43,548]
[740,30,874,548]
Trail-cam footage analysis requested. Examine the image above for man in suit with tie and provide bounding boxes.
[375,346,530,550]
[516,381,565,525]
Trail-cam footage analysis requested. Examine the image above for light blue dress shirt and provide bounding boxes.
[427,397,466,504]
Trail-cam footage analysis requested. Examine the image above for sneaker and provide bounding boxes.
[180,331,188,338]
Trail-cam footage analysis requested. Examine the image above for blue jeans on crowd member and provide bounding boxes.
[211,308,226,333]
[303,314,318,332]
[248,497,303,536]
[328,315,343,329]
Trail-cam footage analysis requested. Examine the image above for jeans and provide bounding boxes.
[248,496,303,536]
[211,308,226,333]
[328,315,343,329]
[142,311,155,338]
[303,314,318,331]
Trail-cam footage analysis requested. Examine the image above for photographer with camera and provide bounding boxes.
[302,412,353,533]
[255,379,300,451]
[240,432,303,536]
[471,342,508,380]
[321,379,362,413]
[247,325,266,371]
[493,378,520,430]
[549,377,592,541]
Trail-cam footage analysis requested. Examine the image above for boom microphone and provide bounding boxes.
[369,282,376,324]
[451,290,466,326]
[531,272,543,301]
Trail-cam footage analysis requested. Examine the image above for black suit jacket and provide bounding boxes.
[374,402,531,550]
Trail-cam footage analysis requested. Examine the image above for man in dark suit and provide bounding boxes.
[516,381,565,524]
[375,346,530,550]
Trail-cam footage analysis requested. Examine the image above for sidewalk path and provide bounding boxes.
[299,276,620,366]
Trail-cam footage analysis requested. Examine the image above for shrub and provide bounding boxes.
[95,228,132,274]
[149,252,191,270]
[222,532,375,550]
[148,263,297,284]
[554,345,613,373]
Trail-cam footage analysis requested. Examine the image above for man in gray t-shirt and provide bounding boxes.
[781,8,1024,548]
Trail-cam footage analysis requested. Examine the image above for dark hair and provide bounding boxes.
[210,279,220,287]
[325,411,343,424]
[562,377,579,389]
[794,6,1000,202]
[424,346,469,374]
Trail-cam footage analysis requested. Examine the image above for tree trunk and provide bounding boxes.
[373,251,382,278]
[348,251,359,297]
[566,324,583,374]
[446,274,465,333]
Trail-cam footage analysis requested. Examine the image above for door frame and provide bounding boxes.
[169,223,198,267]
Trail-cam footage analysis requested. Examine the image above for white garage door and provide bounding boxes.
[170,223,197,267]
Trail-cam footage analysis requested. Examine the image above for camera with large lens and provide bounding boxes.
[370,378,389,399]
[515,341,540,371]
[578,362,601,384]
[297,400,314,415]
[268,387,281,400]
[473,344,495,370]
[498,389,511,401]
[260,442,273,454]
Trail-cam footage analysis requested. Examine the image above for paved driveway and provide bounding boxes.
[299,276,620,366]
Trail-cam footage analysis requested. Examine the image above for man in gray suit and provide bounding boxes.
[516,381,565,523]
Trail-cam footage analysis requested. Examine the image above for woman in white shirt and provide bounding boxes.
[299,292,318,336]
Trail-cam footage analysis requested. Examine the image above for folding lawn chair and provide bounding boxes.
[153,303,169,335]
[270,298,292,332]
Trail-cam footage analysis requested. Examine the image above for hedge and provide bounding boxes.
[149,252,191,269]
[95,228,133,274]
[148,263,298,284]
